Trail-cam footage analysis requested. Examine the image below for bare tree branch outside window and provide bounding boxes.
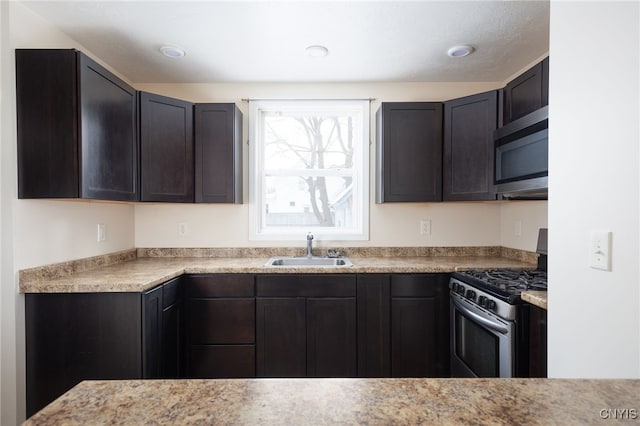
[250,99,369,240]
[264,113,354,227]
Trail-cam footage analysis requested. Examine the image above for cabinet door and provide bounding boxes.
[140,92,194,202]
[307,298,357,377]
[256,298,306,377]
[161,302,181,378]
[143,285,163,379]
[443,91,498,201]
[79,52,138,201]
[376,102,443,202]
[357,274,391,377]
[188,345,255,378]
[188,299,255,344]
[16,49,79,198]
[528,304,547,378]
[390,274,450,377]
[161,277,183,378]
[194,103,243,203]
[503,59,548,124]
[25,293,142,417]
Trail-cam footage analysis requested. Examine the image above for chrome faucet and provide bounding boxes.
[306,232,314,258]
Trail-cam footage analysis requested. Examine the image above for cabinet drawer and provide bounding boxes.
[188,345,255,378]
[162,277,182,308]
[391,274,449,298]
[185,274,254,298]
[256,275,356,297]
[188,299,255,344]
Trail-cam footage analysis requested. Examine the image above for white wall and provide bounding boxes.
[548,1,639,378]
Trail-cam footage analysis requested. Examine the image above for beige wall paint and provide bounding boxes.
[135,81,546,250]
[499,201,548,251]
[2,3,137,423]
[10,3,137,270]
[135,201,507,249]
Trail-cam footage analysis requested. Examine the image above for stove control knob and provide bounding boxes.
[478,295,486,306]
[451,282,458,292]
[457,285,465,295]
[486,299,497,311]
[465,289,476,301]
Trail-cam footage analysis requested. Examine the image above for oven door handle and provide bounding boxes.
[452,297,509,335]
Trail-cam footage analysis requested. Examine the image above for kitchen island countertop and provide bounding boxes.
[20,254,536,293]
[24,378,640,425]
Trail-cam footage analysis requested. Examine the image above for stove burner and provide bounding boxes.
[453,268,547,303]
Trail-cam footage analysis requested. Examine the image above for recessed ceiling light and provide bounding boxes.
[447,45,475,58]
[305,45,329,58]
[160,45,186,58]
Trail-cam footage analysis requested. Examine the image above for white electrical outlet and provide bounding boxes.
[420,220,431,236]
[97,223,106,242]
[590,231,611,271]
[178,222,188,237]
[514,221,522,237]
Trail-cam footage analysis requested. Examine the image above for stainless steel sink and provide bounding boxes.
[264,256,353,267]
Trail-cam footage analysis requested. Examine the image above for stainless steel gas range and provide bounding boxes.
[449,229,548,378]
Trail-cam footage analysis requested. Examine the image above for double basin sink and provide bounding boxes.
[264,256,353,267]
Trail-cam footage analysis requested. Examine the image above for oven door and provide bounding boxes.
[450,293,515,378]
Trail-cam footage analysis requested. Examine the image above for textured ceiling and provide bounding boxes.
[18,1,550,84]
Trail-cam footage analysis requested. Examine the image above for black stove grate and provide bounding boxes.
[452,268,547,303]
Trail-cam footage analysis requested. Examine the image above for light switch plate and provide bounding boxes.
[590,231,611,271]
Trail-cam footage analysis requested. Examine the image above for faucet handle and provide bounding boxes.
[306,232,314,241]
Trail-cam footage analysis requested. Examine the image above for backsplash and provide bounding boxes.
[19,246,538,287]
[137,246,505,258]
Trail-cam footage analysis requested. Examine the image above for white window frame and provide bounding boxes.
[249,99,370,241]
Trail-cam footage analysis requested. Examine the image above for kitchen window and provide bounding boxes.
[249,100,369,240]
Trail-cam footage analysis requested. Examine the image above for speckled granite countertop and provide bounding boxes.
[19,254,536,293]
[24,378,640,425]
[522,290,548,310]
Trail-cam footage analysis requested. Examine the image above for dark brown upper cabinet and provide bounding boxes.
[194,103,243,203]
[443,90,498,201]
[376,102,443,202]
[16,49,138,201]
[503,57,549,125]
[140,92,194,202]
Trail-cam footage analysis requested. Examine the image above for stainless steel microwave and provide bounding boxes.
[494,106,548,199]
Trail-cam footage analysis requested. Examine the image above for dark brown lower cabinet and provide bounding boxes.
[356,274,450,378]
[256,275,357,378]
[184,274,256,378]
[256,298,306,377]
[527,304,547,377]
[25,276,183,417]
[307,298,357,377]
[143,277,183,379]
[391,274,450,377]
[357,274,391,377]
[26,272,451,417]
